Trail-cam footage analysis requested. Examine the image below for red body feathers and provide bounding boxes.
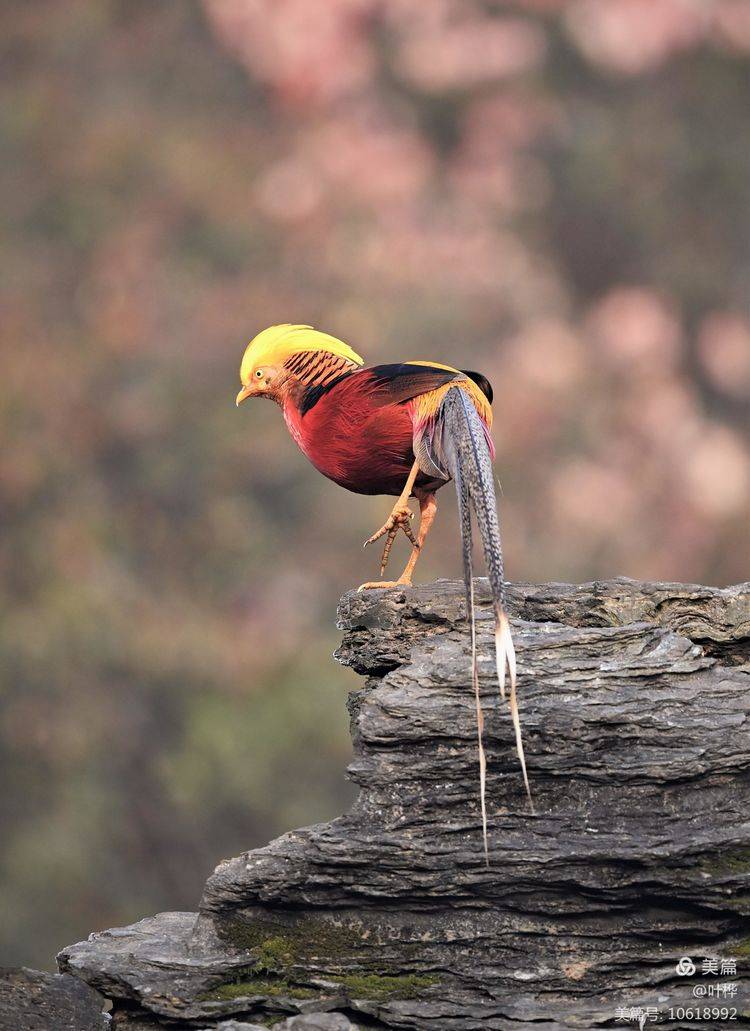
[282,364,492,497]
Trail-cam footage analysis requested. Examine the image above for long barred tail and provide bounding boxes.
[452,459,489,862]
[434,387,533,857]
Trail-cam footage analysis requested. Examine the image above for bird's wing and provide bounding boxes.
[348,364,494,484]
[361,363,465,407]
[297,362,460,418]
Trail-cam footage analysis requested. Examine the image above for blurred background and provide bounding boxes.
[2,0,749,969]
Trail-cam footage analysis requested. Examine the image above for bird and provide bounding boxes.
[236,323,532,860]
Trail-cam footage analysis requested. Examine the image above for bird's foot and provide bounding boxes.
[357,576,413,592]
[363,504,418,577]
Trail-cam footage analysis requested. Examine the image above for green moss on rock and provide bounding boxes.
[722,848,750,873]
[221,914,367,969]
[221,919,281,953]
[700,847,750,875]
[724,895,750,913]
[213,913,440,1003]
[337,972,439,999]
[255,935,298,971]
[199,976,318,1001]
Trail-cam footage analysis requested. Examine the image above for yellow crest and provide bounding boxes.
[239,324,364,384]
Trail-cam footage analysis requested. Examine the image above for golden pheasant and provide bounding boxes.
[236,324,531,859]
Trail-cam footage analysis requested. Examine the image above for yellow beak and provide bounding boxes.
[235,383,253,406]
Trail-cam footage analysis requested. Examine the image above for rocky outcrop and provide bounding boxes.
[58,579,750,1029]
[0,967,108,1031]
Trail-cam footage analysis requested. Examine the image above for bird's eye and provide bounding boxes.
[255,369,264,379]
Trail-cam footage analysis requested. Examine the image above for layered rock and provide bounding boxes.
[58,579,750,1029]
[0,967,108,1031]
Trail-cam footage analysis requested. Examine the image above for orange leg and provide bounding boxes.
[358,490,438,591]
[361,461,420,570]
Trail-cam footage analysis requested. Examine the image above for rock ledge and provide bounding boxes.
[57,579,750,1029]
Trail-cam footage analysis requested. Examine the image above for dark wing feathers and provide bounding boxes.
[298,362,493,418]
[369,363,494,406]
[364,363,462,406]
[462,369,493,403]
[299,363,460,417]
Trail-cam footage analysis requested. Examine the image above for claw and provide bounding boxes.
[358,577,413,592]
[363,505,417,575]
[379,528,398,576]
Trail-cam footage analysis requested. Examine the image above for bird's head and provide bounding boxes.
[236,324,363,406]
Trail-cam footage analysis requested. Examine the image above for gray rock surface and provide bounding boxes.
[59,579,750,1029]
[208,1016,361,1030]
[0,966,108,1031]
